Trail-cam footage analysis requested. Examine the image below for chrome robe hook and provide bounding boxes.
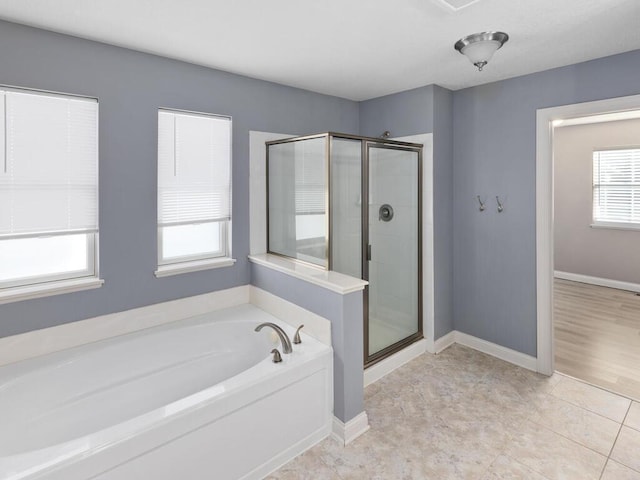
[477,195,486,212]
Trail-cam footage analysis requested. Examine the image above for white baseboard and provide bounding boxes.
[431,330,456,354]
[554,270,640,294]
[366,329,537,387]
[331,412,370,446]
[454,331,537,372]
[364,339,427,387]
[421,330,537,373]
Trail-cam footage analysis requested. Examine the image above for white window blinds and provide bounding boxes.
[593,148,640,225]
[294,138,326,215]
[158,110,231,227]
[0,89,98,236]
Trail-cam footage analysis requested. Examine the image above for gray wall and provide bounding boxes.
[0,20,359,338]
[5,17,640,365]
[250,263,364,423]
[453,50,640,356]
[359,85,434,139]
[359,84,455,341]
[554,119,640,284]
[432,86,454,338]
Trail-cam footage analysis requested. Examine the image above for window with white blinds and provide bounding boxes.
[295,143,326,215]
[157,109,231,266]
[0,87,99,290]
[593,148,640,227]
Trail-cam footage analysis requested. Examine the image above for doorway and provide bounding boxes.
[536,94,640,394]
[552,115,640,399]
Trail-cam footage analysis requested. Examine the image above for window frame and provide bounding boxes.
[0,232,97,290]
[0,85,101,301]
[155,108,234,276]
[591,146,640,230]
[157,219,228,266]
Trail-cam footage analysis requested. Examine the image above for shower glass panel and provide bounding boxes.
[267,137,327,267]
[366,145,420,357]
[330,137,362,278]
[266,133,423,367]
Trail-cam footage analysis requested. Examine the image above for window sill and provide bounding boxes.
[154,257,236,278]
[0,277,104,305]
[590,222,640,232]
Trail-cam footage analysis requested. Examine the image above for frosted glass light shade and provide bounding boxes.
[454,31,509,71]
[461,40,501,66]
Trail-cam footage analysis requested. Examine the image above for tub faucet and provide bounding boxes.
[254,323,293,354]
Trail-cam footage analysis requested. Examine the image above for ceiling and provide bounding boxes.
[0,0,638,101]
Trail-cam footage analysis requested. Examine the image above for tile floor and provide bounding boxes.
[268,344,640,480]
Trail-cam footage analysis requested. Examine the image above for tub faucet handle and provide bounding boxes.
[271,348,282,363]
[293,325,304,344]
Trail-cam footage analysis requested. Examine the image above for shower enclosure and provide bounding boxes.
[267,133,422,366]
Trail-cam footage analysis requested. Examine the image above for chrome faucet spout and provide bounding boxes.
[254,322,293,354]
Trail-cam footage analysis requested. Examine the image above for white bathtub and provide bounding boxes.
[0,304,333,480]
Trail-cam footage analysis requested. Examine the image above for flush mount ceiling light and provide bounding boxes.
[454,31,509,71]
[431,0,482,12]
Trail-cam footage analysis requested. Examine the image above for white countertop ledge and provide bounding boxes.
[248,254,368,295]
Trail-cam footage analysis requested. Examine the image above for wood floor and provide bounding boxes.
[554,278,640,402]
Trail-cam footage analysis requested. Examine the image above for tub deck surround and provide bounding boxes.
[249,286,332,346]
[250,260,367,444]
[0,304,333,480]
[0,285,251,368]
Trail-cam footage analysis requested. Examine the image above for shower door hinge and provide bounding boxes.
[367,244,372,261]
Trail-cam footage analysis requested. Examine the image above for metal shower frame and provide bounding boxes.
[265,132,423,367]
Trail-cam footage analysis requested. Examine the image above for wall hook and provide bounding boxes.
[477,195,486,212]
[496,196,504,213]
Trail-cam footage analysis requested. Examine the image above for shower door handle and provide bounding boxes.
[367,244,372,261]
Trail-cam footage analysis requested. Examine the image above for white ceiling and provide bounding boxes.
[0,0,638,101]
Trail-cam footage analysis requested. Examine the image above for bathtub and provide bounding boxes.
[0,304,333,480]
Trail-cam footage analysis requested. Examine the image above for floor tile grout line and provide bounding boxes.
[554,370,640,404]
[549,372,635,423]
[599,458,609,480]
[549,390,632,424]
[599,402,633,479]
[480,450,505,479]
[523,418,611,461]
[541,388,628,425]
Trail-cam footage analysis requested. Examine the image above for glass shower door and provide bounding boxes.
[365,143,421,363]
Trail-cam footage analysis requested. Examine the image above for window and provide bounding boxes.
[294,139,326,242]
[0,87,100,298]
[593,147,640,228]
[156,109,233,276]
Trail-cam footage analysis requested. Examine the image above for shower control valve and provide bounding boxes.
[379,204,394,222]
